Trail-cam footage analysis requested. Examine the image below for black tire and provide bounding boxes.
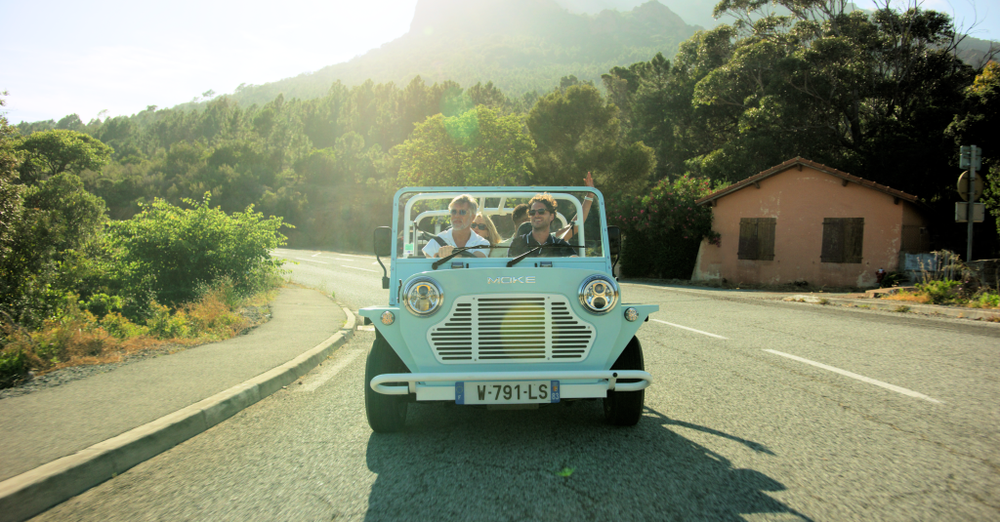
[365,331,410,433]
[603,336,645,426]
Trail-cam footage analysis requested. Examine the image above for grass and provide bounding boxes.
[0,278,281,389]
[895,305,911,313]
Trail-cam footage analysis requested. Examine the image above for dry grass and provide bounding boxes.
[1,282,277,387]
[881,292,931,304]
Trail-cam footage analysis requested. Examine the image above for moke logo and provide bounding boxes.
[487,276,536,284]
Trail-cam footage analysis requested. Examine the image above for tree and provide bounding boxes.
[951,61,1000,238]
[396,105,535,186]
[17,129,113,184]
[689,1,973,193]
[0,93,24,262]
[527,84,655,193]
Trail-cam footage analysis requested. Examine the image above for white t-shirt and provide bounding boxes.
[422,228,491,257]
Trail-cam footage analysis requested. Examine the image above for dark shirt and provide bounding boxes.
[508,232,575,258]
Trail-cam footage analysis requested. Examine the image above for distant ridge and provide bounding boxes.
[229,0,700,106]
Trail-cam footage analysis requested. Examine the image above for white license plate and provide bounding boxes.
[455,381,560,405]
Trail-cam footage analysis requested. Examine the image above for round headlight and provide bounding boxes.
[579,275,618,314]
[403,277,444,316]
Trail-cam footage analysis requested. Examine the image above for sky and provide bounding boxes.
[1,0,997,125]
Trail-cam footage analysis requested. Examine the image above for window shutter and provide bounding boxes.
[822,218,863,263]
[738,218,757,260]
[759,218,776,261]
[843,218,864,263]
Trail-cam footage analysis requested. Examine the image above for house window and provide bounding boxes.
[821,218,864,263]
[738,218,776,261]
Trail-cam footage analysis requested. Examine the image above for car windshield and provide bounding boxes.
[395,189,604,259]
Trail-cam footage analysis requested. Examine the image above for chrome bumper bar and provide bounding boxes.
[370,370,652,400]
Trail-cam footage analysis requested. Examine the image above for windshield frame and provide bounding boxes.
[393,187,606,261]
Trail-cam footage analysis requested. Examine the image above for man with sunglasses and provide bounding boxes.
[508,193,575,258]
[422,194,490,258]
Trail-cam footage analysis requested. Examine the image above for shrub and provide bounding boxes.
[144,303,190,339]
[0,345,27,388]
[105,193,288,313]
[100,312,148,340]
[916,279,961,304]
[975,291,1000,309]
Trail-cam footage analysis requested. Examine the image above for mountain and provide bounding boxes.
[229,0,700,106]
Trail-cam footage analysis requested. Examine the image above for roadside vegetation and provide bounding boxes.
[0,96,289,388]
[882,251,1000,309]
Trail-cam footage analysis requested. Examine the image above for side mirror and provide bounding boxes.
[374,226,392,258]
[607,226,621,257]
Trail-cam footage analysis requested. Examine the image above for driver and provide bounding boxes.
[508,193,575,257]
[422,194,490,258]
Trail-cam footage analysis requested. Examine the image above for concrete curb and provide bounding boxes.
[781,294,1000,321]
[0,305,357,522]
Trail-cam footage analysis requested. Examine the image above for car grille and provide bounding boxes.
[428,295,596,363]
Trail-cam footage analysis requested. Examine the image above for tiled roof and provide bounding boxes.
[695,157,921,206]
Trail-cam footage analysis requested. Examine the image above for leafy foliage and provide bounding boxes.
[396,106,535,186]
[17,129,113,184]
[104,194,288,309]
[608,175,717,278]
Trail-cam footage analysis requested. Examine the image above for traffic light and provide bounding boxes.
[960,145,971,169]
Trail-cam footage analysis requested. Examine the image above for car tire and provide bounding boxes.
[365,331,409,433]
[603,336,645,426]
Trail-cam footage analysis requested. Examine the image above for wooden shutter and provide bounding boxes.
[758,218,776,261]
[738,218,776,261]
[843,218,864,263]
[822,218,863,263]
[738,218,758,260]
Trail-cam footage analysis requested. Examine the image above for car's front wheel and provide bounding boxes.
[603,336,645,426]
[364,331,410,433]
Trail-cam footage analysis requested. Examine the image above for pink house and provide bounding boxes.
[692,157,929,288]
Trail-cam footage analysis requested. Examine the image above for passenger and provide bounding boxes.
[472,212,506,258]
[496,204,529,255]
[422,194,489,258]
[508,193,575,258]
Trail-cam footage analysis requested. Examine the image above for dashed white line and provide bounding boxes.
[651,319,728,339]
[296,349,366,392]
[294,257,328,264]
[763,349,943,404]
[342,265,379,273]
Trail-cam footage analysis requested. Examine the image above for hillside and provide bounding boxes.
[229,0,700,106]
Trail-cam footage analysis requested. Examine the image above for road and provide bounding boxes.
[32,248,1000,521]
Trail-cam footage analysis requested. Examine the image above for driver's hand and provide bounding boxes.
[438,245,454,258]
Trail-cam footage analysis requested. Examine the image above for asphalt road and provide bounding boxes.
[32,248,1000,521]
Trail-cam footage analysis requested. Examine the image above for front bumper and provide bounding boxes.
[370,370,652,401]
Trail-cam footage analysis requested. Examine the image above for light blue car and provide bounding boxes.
[359,187,658,432]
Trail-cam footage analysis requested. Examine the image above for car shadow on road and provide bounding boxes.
[364,402,813,521]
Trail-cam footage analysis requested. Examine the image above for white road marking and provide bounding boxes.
[311,252,322,257]
[296,349,366,392]
[342,265,379,273]
[651,319,728,339]
[763,349,943,404]
[294,257,329,264]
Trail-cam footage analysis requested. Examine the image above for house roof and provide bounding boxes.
[695,157,921,206]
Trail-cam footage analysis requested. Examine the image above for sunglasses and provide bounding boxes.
[472,223,489,230]
[449,209,469,216]
[528,208,548,216]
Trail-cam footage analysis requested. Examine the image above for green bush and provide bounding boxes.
[105,193,288,314]
[144,303,190,339]
[100,312,148,340]
[916,280,961,304]
[975,291,1000,308]
[0,346,27,388]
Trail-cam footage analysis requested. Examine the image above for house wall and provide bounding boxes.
[692,165,919,288]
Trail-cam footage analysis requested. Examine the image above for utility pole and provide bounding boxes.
[958,145,982,262]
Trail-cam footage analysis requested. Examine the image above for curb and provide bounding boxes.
[0,305,357,522]
[781,294,1000,321]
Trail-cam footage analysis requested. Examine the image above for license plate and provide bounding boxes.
[455,381,560,405]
